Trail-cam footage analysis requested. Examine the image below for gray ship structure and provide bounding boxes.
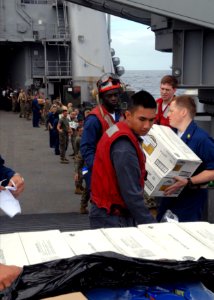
[0,0,124,105]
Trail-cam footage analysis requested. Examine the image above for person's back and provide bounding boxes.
[32,95,41,127]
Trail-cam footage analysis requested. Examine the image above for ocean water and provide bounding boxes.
[121,70,185,99]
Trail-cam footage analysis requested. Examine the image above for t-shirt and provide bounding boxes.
[59,117,70,133]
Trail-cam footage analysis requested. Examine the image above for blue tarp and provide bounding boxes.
[86,282,214,299]
[1,252,214,300]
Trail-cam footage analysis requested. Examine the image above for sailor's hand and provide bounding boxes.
[164,176,188,196]
[8,173,25,198]
[0,264,22,291]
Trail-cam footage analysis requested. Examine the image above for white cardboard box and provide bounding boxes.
[145,159,182,197]
[143,124,202,197]
[62,229,119,255]
[42,292,88,299]
[101,227,172,260]
[0,233,29,266]
[19,230,75,264]
[178,222,214,251]
[143,124,201,178]
[138,222,214,261]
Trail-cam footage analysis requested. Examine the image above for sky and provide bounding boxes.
[110,16,172,71]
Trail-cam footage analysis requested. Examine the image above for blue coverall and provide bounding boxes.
[157,121,214,222]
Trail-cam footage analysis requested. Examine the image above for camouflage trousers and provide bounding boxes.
[59,132,68,159]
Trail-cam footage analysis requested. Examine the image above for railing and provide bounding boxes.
[0,24,70,41]
[33,24,71,40]
[47,61,71,76]
[21,0,54,4]
[32,60,71,77]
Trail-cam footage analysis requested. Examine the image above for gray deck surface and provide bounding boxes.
[0,110,90,233]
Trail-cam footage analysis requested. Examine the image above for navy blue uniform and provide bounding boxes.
[157,121,214,222]
[32,98,41,127]
[80,112,121,189]
[0,156,15,186]
[47,112,59,148]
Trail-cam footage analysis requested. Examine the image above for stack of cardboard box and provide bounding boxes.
[143,124,202,197]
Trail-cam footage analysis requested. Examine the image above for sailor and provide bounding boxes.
[90,90,157,228]
[80,73,123,195]
[145,75,178,215]
[18,89,27,118]
[32,92,42,128]
[155,75,178,126]
[57,106,71,164]
[0,155,25,198]
[156,95,214,222]
[0,155,24,291]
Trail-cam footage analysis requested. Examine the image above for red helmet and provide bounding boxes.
[97,73,122,94]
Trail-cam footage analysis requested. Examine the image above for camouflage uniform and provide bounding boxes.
[25,95,32,120]
[74,135,90,213]
[18,90,27,118]
[74,135,84,192]
[144,193,157,218]
[58,116,70,162]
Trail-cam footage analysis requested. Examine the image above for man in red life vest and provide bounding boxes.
[155,75,178,126]
[80,73,123,213]
[90,90,157,228]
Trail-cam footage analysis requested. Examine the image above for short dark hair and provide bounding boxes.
[127,90,157,112]
[161,75,178,89]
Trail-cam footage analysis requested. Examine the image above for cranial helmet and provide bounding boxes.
[97,73,122,94]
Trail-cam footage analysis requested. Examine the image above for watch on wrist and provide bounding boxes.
[187,177,193,187]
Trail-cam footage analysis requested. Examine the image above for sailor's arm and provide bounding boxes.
[0,264,22,291]
[111,137,156,224]
[164,169,214,196]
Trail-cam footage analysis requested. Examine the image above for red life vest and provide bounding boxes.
[91,122,146,213]
[89,105,116,133]
[155,97,171,126]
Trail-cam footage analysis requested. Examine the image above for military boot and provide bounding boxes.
[80,206,88,214]
[75,187,83,194]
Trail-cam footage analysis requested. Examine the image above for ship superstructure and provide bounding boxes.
[66,0,214,117]
[0,0,119,104]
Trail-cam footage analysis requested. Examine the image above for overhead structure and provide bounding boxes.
[66,0,214,110]
[65,0,214,29]
[0,0,118,104]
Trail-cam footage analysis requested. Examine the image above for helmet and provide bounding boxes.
[97,73,122,94]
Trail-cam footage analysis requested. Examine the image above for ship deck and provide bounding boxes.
[0,110,90,233]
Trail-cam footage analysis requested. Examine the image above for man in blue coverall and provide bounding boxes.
[32,93,42,128]
[156,95,214,222]
[0,155,25,290]
[80,73,123,211]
